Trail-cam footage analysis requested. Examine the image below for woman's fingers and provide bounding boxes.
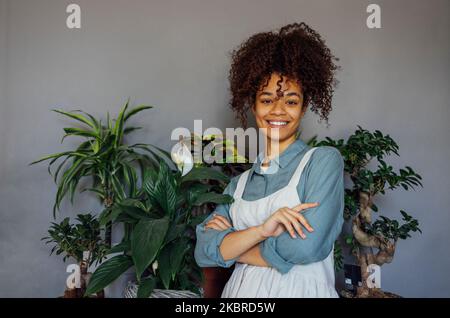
[281,209,306,239]
[204,222,224,231]
[212,214,232,228]
[205,220,226,231]
[292,202,320,212]
[275,212,297,239]
[285,208,314,233]
[204,214,232,231]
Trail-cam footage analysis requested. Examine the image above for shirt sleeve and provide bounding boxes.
[194,176,239,268]
[259,146,345,274]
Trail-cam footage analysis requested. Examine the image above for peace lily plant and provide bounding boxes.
[85,159,233,297]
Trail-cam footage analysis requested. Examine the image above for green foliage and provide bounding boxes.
[41,213,109,267]
[367,210,422,241]
[84,254,133,296]
[86,160,234,297]
[333,241,344,272]
[308,126,423,266]
[30,100,172,217]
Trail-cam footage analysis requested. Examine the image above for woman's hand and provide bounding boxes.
[257,202,319,239]
[204,213,232,231]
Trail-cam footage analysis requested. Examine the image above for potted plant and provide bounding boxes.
[85,160,234,298]
[42,213,109,297]
[31,100,176,297]
[310,126,423,298]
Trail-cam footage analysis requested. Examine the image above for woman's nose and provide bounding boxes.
[269,100,286,115]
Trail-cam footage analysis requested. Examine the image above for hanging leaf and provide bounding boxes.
[85,255,133,296]
[131,217,170,278]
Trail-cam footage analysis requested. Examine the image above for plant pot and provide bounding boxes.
[201,267,233,298]
[62,288,105,298]
[340,288,402,298]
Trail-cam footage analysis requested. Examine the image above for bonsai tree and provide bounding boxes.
[42,213,109,297]
[85,160,234,298]
[30,100,172,245]
[310,126,423,297]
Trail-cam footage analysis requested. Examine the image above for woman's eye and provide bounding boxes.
[286,100,299,105]
[261,100,272,104]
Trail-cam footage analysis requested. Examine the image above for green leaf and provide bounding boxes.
[116,199,151,221]
[131,217,170,278]
[124,105,153,122]
[108,241,130,254]
[144,163,177,216]
[182,167,229,183]
[158,246,172,289]
[124,126,142,134]
[164,224,186,245]
[193,192,234,206]
[29,151,78,165]
[62,127,99,142]
[52,109,96,129]
[137,276,156,298]
[85,255,133,295]
[113,100,129,148]
[158,239,189,289]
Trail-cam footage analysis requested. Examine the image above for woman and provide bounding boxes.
[194,22,344,298]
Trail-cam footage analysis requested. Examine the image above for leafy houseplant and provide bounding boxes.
[309,126,423,298]
[30,101,170,246]
[32,101,177,297]
[42,214,109,297]
[85,160,234,298]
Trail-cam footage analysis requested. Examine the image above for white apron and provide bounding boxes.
[221,147,338,298]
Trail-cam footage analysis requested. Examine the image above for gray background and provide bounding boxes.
[0,0,449,297]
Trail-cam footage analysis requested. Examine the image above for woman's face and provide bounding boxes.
[252,73,306,143]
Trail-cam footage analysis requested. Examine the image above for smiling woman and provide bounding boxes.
[194,22,345,298]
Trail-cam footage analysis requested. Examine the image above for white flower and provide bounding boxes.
[171,141,194,176]
[152,261,158,274]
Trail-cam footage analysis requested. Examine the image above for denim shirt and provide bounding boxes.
[194,138,345,274]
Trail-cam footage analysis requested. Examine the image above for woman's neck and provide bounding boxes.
[263,134,297,164]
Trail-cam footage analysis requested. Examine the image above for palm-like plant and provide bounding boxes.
[31,100,173,244]
[85,160,234,297]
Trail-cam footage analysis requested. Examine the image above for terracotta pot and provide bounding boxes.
[62,288,104,298]
[201,267,233,298]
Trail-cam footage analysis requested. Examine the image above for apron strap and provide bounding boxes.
[233,170,251,200]
[287,147,318,188]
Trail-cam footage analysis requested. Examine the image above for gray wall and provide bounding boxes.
[0,0,449,297]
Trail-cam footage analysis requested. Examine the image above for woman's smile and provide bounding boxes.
[266,120,290,128]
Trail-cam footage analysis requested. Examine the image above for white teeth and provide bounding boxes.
[268,121,288,126]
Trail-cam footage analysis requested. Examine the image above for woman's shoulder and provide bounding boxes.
[309,145,344,169]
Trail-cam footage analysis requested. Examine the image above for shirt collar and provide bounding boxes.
[250,137,308,176]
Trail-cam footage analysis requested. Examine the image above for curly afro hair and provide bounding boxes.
[228,22,340,128]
